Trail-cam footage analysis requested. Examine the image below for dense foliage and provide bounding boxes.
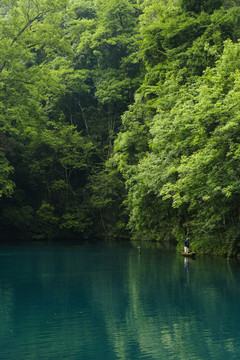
[114,0,240,255]
[0,0,142,241]
[1,0,240,255]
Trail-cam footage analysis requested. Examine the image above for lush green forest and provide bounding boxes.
[1,0,240,255]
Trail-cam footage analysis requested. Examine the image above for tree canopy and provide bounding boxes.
[1,0,240,255]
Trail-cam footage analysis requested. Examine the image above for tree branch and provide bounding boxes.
[0,12,44,74]
[11,12,43,46]
[0,78,34,85]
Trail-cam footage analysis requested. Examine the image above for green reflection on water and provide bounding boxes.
[0,243,239,360]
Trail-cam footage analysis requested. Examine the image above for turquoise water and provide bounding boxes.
[0,242,240,360]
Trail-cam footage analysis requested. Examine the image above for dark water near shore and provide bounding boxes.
[0,241,240,359]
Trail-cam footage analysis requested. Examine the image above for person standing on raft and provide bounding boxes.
[184,238,190,253]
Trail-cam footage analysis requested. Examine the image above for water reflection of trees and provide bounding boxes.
[0,245,240,359]
[99,250,240,359]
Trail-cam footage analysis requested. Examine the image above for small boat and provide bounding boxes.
[181,252,196,258]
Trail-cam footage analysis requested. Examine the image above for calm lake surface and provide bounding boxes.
[0,241,240,360]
